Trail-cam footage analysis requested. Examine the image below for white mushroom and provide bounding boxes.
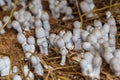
[80,1,94,18]
[17,33,27,47]
[12,20,22,33]
[30,55,44,76]
[81,30,89,41]
[62,6,74,20]
[110,57,120,76]
[63,31,73,49]
[28,36,35,53]
[93,20,102,29]
[13,75,22,80]
[24,65,34,80]
[60,47,68,66]
[92,54,102,80]
[0,21,5,34]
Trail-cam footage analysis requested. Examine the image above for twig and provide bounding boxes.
[82,3,120,17]
[75,0,83,29]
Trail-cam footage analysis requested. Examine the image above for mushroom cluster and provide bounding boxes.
[48,0,74,20]
[80,0,96,18]
[0,0,120,80]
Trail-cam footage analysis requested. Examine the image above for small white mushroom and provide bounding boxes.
[81,30,89,41]
[60,47,68,66]
[23,21,30,31]
[3,16,12,29]
[30,55,44,76]
[82,42,91,51]
[114,49,120,59]
[92,28,102,39]
[24,65,34,80]
[49,33,56,47]
[56,38,65,50]
[73,21,81,29]
[80,1,94,18]
[0,21,5,34]
[107,17,116,26]
[35,19,42,27]
[42,41,48,55]
[92,54,102,80]
[109,25,117,35]
[35,27,46,39]
[17,33,27,47]
[110,57,120,76]
[28,36,35,53]
[0,0,5,6]
[80,59,89,75]
[12,20,22,33]
[84,52,93,64]
[63,31,73,49]
[72,35,81,50]
[13,75,22,80]
[106,11,112,19]
[87,34,97,44]
[62,6,74,20]
[41,11,49,21]
[103,51,114,64]
[54,6,60,18]
[59,30,66,38]
[0,56,11,76]
[93,20,102,29]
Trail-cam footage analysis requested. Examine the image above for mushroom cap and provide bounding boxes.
[35,27,45,38]
[103,52,114,64]
[43,21,51,31]
[109,25,117,35]
[13,66,18,73]
[80,59,88,71]
[82,42,91,51]
[56,38,65,49]
[110,57,120,75]
[59,30,66,37]
[30,56,40,65]
[108,37,115,47]
[3,16,10,23]
[103,23,110,33]
[24,44,31,52]
[92,28,102,39]
[114,49,120,58]
[73,28,81,38]
[94,20,102,28]
[54,6,60,13]
[65,7,72,16]
[84,52,93,63]
[87,34,97,44]
[106,11,112,19]
[73,21,81,29]
[13,75,22,80]
[12,20,21,29]
[35,19,42,27]
[81,30,89,41]
[63,31,72,43]
[80,1,91,13]
[92,54,102,68]
[17,33,26,45]
[28,36,35,45]
[41,11,49,21]
[107,17,116,26]
[25,52,32,60]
